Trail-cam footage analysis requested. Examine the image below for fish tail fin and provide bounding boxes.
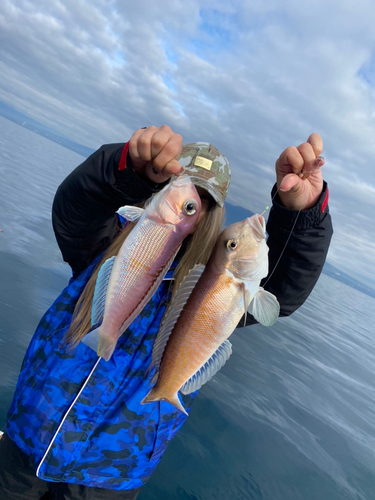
[82,326,117,361]
[82,326,101,353]
[97,336,117,362]
[141,388,188,416]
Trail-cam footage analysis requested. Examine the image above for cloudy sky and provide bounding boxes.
[1,0,375,288]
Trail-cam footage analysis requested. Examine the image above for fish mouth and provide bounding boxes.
[171,175,195,189]
[247,214,266,240]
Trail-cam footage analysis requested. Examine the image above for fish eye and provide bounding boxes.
[183,199,198,216]
[226,239,237,251]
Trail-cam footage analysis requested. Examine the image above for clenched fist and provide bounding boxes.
[275,133,325,210]
[129,125,184,184]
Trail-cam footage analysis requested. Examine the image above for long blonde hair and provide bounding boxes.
[65,198,224,346]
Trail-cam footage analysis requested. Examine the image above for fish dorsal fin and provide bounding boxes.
[150,264,205,375]
[248,287,280,327]
[116,206,144,222]
[91,256,115,325]
[180,340,233,395]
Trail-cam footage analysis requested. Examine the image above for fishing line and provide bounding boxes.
[262,209,301,288]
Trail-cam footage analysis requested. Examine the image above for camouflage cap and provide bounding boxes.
[177,142,231,207]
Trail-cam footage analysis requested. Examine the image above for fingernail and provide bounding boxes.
[174,167,185,177]
[315,156,325,168]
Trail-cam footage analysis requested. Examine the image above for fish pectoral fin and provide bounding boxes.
[82,326,101,353]
[150,264,205,374]
[180,340,232,395]
[116,205,144,222]
[91,256,115,325]
[248,287,280,327]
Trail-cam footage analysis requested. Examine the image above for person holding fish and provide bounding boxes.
[0,125,332,499]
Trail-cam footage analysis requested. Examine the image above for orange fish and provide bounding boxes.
[82,175,201,361]
[142,215,280,414]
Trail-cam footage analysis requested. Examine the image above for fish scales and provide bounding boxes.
[155,269,244,395]
[104,222,176,333]
[111,221,176,303]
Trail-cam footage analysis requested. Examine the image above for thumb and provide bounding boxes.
[279,174,301,193]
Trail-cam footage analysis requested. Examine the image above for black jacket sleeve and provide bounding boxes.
[240,181,333,327]
[52,143,164,275]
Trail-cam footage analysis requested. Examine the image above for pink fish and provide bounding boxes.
[82,175,201,361]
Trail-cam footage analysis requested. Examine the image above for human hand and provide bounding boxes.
[129,125,184,184]
[275,133,324,210]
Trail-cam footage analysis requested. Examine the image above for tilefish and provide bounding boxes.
[142,215,280,414]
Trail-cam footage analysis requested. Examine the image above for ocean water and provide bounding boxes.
[1,116,375,499]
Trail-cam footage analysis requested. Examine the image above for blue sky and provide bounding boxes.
[1,0,375,288]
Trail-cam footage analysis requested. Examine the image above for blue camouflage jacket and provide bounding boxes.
[6,252,196,490]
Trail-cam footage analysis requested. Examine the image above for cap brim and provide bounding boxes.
[187,176,224,207]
